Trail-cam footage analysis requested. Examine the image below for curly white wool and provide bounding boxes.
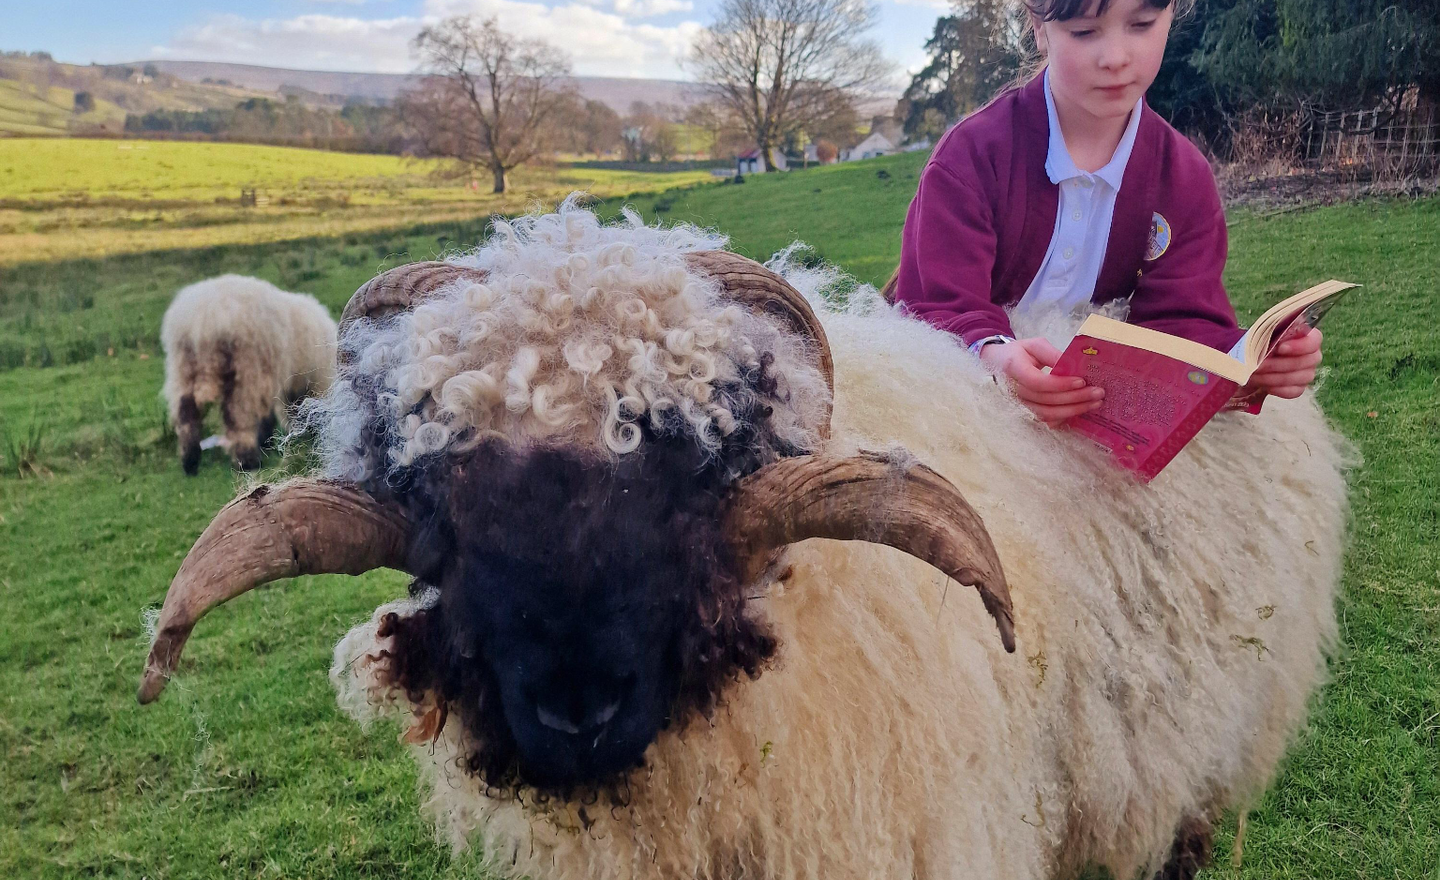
[315,202,829,481]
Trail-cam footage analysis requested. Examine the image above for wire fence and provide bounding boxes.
[1302,105,1440,176]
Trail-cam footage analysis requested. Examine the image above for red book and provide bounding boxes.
[1051,280,1357,481]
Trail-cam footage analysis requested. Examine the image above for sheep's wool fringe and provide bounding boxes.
[331,208,1352,880]
[160,275,338,422]
[312,201,830,482]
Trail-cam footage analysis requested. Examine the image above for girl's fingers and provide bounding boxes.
[1030,399,1103,423]
[1256,350,1322,374]
[1009,357,1085,394]
[1016,385,1104,406]
[1025,338,1064,367]
[1275,326,1322,356]
[1255,368,1319,387]
[1264,385,1307,399]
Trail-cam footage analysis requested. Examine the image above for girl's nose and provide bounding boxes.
[1097,37,1129,70]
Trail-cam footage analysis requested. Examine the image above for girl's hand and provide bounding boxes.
[980,337,1104,426]
[1249,326,1323,399]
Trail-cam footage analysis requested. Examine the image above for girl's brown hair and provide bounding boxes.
[1023,0,1192,22]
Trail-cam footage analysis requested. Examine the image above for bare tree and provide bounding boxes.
[685,99,764,159]
[577,99,625,156]
[689,0,892,171]
[404,16,575,193]
[621,102,684,162]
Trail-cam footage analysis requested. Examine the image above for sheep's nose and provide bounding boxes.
[534,677,629,736]
[536,697,621,735]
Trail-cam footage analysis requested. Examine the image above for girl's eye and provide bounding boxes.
[1132,19,1157,30]
[1069,28,1095,38]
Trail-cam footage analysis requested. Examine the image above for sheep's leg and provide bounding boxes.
[219,347,268,472]
[176,394,203,476]
[256,413,278,451]
[1153,816,1213,880]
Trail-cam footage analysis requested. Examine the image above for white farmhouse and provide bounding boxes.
[736,147,788,174]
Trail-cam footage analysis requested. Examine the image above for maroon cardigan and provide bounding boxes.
[893,74,1245,353]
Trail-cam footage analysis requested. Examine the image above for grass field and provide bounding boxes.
[0,151,1436,878]
[0,138,715,264]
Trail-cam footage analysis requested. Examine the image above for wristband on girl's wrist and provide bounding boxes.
[968,335,1015,356]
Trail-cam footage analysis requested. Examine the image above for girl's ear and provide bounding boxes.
[1029,12,1050,54]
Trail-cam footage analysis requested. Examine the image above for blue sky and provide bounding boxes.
[7,0,950,84]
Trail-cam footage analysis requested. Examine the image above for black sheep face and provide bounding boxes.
[383,438,778,794]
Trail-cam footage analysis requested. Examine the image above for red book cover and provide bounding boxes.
[1052,330,1242,481]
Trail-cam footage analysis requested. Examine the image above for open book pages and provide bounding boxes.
[1237,279,1359,366]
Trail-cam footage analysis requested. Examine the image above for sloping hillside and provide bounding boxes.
[0,55,271,135]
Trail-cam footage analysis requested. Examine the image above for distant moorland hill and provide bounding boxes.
[0,51,706,139]
[138,59,704,115]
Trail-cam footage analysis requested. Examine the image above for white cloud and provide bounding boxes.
[150,2,705,78]
[612,0,694,17]
[425,0,702,76]
[152,14,425,73]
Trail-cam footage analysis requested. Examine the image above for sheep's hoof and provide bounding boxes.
[234,449,262,472]
[1154,816,1213,880]
[257,415,278,451]
[181,445,201,476]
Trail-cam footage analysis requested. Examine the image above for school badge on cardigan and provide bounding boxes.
[1147,212,1172,260]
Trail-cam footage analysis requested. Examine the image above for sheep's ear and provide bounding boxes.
[138,480,414,704]
[724,450,1015,653]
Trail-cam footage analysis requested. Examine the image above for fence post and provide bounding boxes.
[1400,107,1411,174]
[1370,108,1379,169]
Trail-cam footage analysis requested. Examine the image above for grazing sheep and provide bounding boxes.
[160,275,338,473]
[139,204,1349,880]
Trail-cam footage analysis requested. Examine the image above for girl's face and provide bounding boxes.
[1031,0,1174,124]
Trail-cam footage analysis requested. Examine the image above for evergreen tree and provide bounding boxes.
[1194,0,1438,112]
[898,0,1025,140]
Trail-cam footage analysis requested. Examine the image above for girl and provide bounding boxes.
[891,0,1324,425]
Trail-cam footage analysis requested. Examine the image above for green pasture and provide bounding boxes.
[0,138,714,265]
[0,138,712,205]
[0,152,1436,878]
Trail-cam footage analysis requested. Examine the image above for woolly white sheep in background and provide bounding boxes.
[143,204,1351,880]
[160,275,337,473]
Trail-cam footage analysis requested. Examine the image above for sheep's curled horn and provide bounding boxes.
[137,254,1013,705]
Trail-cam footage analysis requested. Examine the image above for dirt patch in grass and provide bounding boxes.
[1218,165,1440,210]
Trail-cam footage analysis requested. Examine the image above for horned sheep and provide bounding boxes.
[139,203,1350,880]
[160,275,338,473]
